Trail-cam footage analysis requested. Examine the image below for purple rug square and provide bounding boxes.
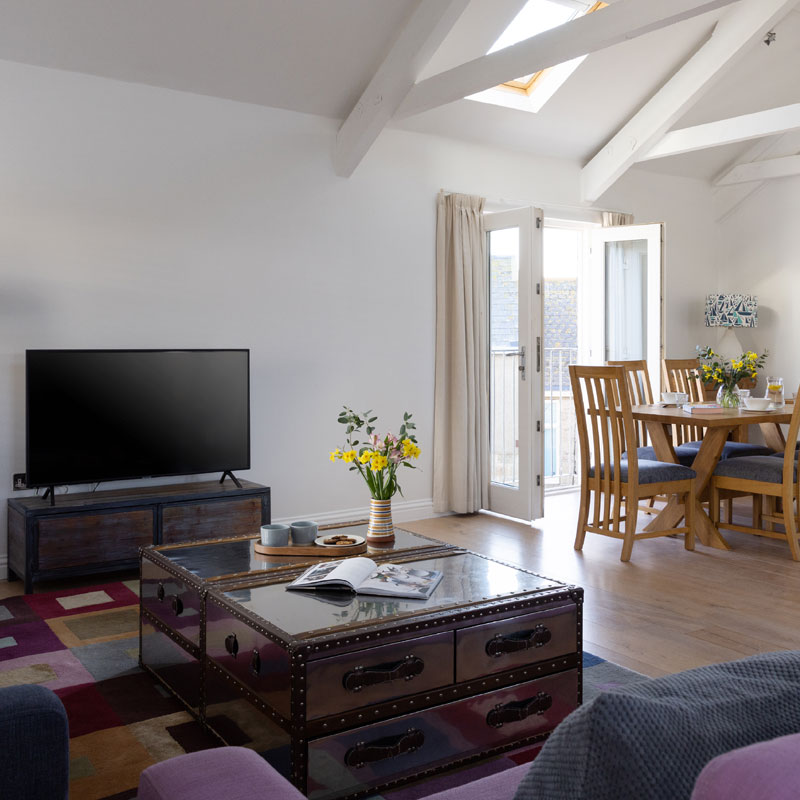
[0,619,66,661]
[0,596,39,626]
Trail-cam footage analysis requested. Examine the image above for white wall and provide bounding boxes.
[716,178,800,398]
[0,59,717,571]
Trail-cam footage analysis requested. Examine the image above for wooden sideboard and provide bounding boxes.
[7,479,270,593]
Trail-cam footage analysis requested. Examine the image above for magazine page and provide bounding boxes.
[356,563,443,600]
[287,557,376,591]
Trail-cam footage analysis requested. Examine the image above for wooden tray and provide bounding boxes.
[253,540,367,557]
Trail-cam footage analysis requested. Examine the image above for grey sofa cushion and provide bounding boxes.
[713,455,795,484]
[513,651,800,800]
[589,460,696,485]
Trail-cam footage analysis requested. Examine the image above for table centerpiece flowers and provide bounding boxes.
[330,406,421,544]
[696,345,768,408]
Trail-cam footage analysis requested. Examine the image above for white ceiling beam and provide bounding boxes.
[715,154,800,184]
[580,0,798,202]
[713,129,800,221]
[640,103,800,160]
[396,0,740,120]
[333,0,468,177]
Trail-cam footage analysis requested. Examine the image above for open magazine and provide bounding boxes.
[286,557,443,600]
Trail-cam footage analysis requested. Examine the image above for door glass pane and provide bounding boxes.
[489,228,519,487]
[605,239,648,361]
[543,227,579,490]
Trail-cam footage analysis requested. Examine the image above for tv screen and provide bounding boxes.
[26,349,250,488]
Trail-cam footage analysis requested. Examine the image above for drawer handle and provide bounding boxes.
[342,655,425,693]
[156,582,165,602]
[344,728,425,768]
[225,633,239,658]
[171,596,184,616]
[486,692,552,728]
[485,624,552,657]
[250,648,261,675]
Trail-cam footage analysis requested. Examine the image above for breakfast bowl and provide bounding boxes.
[742,396,772,411]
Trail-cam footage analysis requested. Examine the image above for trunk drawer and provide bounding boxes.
[140,558,203,646]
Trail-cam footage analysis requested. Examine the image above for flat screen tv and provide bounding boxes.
[26,349,250,490]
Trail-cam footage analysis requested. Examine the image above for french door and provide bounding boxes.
[583,223,664,392]
[485,207,544,521]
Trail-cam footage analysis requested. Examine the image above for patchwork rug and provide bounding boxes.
[0,580,647,800]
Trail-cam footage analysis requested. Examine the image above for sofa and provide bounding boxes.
[0,684,70,800]
[138,650,800,800]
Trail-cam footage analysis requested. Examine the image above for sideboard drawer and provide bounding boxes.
[140,558,203,646]
[455,601,577,682]
[307,669,578,800]
[162,497,263,543]
[306,631,454,720]
[38,509,153,569]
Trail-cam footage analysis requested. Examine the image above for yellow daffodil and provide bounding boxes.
[329,448,341,462]
[342,450,357,463]
[359,450,372,464]
[370,454,388,472]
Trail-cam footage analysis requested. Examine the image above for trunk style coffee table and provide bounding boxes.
[139,524,583,800]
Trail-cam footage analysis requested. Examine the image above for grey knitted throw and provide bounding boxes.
[513,651,800,800]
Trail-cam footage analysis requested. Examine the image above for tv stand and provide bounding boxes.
[219,470,242,489]
[7,480,270,593]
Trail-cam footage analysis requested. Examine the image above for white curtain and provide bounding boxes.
[602,211,634,227]
[433,192,489,514]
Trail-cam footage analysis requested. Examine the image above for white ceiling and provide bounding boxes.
[0,0,798,181]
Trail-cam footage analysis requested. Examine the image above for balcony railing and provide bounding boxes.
[490,348,519,487]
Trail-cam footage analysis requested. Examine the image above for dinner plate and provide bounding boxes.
[741,406,780,413]
[314,534,366,548]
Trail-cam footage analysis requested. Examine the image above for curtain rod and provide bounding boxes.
[438,188,627,216]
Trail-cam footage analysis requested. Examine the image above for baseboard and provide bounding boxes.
[273,497,450,527]
[0,555,7,581]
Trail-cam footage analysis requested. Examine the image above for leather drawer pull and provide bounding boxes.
[250,648,261,675]
[156,582,165,602]
[171,596,183,616]
[344,728,425,768]
[485,624,551,657]
[225,633,239,658]
[486,692,552,728]
[343,655,424,693]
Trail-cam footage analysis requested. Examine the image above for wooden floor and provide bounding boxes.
[3,491,799,678]
[401,491,800,678]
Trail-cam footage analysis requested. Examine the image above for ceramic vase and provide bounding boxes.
[367,498,394,545]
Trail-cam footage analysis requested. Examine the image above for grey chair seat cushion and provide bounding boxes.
[513,650,800,800]
[633,445,696,467]
[680,440,774,459]
[713,455,795,484]
[589,460,696,485]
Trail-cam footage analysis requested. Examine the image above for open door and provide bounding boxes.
[586,223,664,392]
[484,207,544,521]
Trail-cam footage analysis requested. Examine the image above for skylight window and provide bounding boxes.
[469,0,606,113]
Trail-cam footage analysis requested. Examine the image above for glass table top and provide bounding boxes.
[152,525,442,582]
[219,552,565,637]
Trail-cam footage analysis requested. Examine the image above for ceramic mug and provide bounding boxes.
[291,520,319,544]
[260,523,290,547]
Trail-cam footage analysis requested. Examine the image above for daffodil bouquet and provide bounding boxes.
[696,345,768,392]
[330,407,420,500]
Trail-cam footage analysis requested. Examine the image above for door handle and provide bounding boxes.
[517,346,526,381]
[536,337,541,373]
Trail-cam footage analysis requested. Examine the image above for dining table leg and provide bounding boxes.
[644,421,732,550]
[760,421,786,453]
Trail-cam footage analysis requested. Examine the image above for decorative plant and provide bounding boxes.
[330,407,420,500]
[696,345,768,393]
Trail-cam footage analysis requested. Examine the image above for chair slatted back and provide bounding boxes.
[570,365,637,534]
[608,360,653,447]
[662,357,705,444]
[782,388,800,494]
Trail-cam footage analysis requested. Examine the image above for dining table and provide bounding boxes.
[631,403,793,549]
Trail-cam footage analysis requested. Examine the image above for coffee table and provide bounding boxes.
[139,524,583,800]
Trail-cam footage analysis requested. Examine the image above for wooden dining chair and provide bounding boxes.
[570,364,696,561]
[662,357,706,445]
[710,391,800,561]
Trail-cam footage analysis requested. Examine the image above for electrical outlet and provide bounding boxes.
[13,473,26,490]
